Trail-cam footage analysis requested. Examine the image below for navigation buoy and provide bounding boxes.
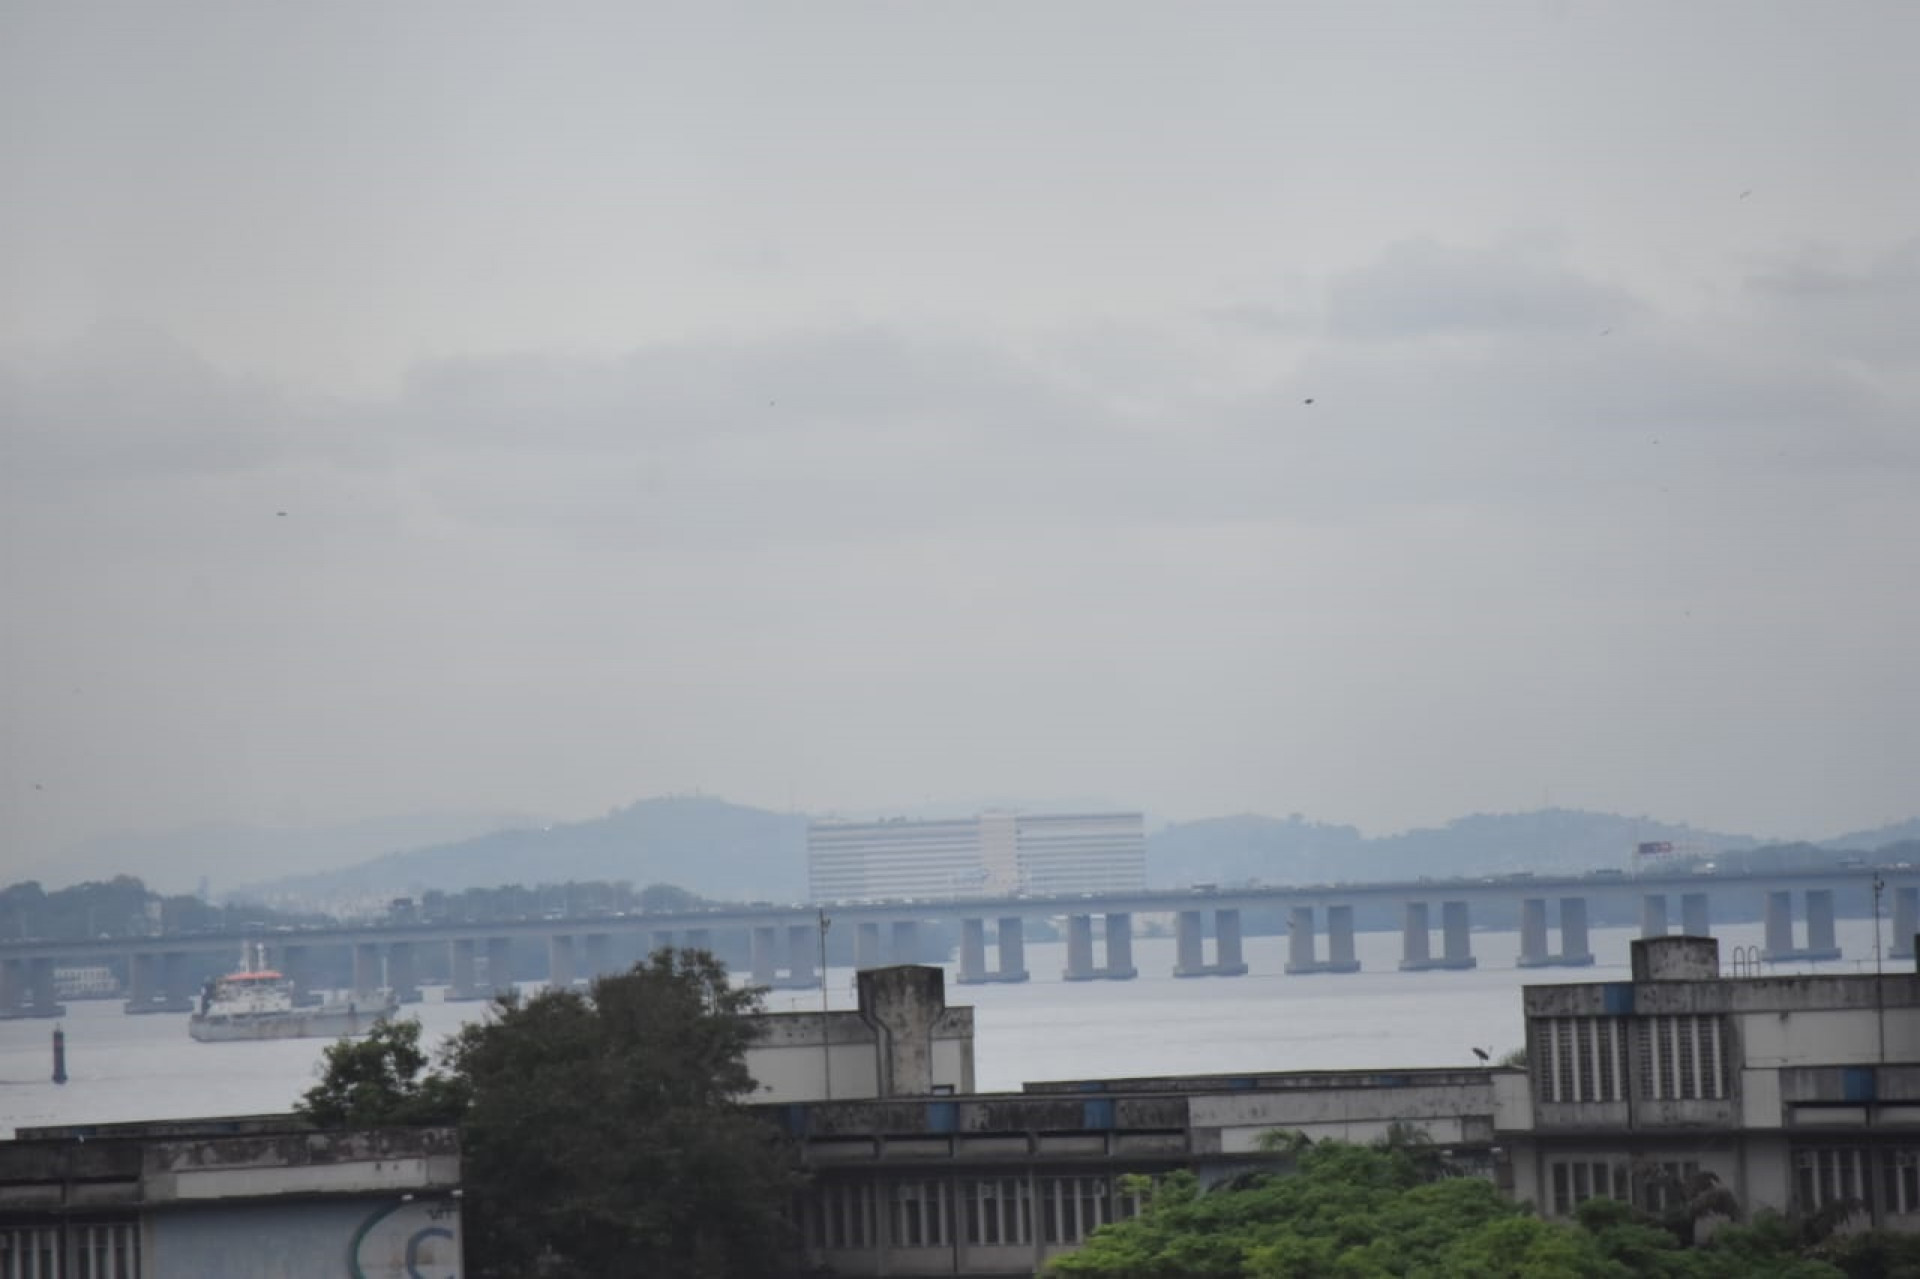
[52,1026,67,1085]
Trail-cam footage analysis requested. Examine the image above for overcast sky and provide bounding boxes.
[3,2,1916,872]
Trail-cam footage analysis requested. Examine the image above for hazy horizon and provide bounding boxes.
[5,3,1916,876]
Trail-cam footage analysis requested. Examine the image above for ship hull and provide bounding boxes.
[189,1000,397,1043]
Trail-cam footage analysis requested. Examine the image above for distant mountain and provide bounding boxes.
[31,812,542,896]
[1822,818,1920,852]
[1146,808,1758,888]
[236,796,809,909]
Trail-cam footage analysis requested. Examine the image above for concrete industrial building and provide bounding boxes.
[807,812,1146,902]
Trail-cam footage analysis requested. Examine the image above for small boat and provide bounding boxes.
[189,942,398,1042]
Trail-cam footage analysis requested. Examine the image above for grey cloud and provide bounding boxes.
[1325,238,1640,341]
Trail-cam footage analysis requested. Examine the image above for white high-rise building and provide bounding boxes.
[807,811,1146,902]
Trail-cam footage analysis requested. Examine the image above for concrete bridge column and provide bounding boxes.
[26,957,63,1017]
[1176,910,1205,973]
[1401,903,1431,968]
[1214,909,1246,974]
[959,918,988,982]
[750,926,779,986]
[1807,890,1838,956]
[1893,887,1918,960]
[1559,897,1594,965]
[1285,906,1316,973]
[888,920,919,964]
[1103,912,1139,979]
[125,951,162,1011]
[162,951,197,1010]
[1641,894,1670,938]
[352,942,383,994]
[486,937,515,996]
[584,933,614,980]
[784,923,819,989]
[683,927,713,954]
[1327,905,1358,971]
[548,934,577,989]
[279,945,316,1006]
[1518,899,1551,966]
[1063,914,1098,981]
[1764,890,1794,957]
[0,957,23,1014]
[1442,901,1475,968]
[387,941,421,1003]
[854,921,882,969]
[1682,892,1711,937]
[648,929,676,959]
[448,938,482,1001]
[997,916,1030,982]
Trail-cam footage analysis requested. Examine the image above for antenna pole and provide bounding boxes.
[819,909,833,1101]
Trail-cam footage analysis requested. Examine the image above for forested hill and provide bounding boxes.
[240,796,808,907]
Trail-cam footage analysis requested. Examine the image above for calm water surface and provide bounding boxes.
[0,919,1889,1137]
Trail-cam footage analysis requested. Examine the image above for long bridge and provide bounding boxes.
[1,865,1913,1018]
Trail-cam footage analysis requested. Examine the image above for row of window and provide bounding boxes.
[1549,1159,1700,1217]
[1552,1149,1920,1221]
[0,1223,140,1279]
[804,1175,1146,1252]
[1533,1015,1727,1103]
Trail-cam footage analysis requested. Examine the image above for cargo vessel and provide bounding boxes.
[189,943,397,1042]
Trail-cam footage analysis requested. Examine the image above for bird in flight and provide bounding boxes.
[1471,1047,1491,1063]
[1302,397,1315,406]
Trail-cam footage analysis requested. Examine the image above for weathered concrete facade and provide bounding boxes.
[0,1118,462,1278]
[747,964,975,1103]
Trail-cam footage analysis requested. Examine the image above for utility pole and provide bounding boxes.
[1875,873,1888,1068]
[818,909,833,1101]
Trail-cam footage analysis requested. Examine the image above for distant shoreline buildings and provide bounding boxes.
[807,811,1147,902]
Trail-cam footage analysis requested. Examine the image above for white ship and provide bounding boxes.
[189,943,398,1043]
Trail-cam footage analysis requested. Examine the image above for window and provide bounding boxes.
[1550,1160,1629,1216]
[1534,1017,1628,1103]
[1040,1176,1118,1245]
[962,1177,1031,1247]
[1638,1161,1702,1214]
[807,1182,874,1250]
[889,1180,949,1248]
[1639,1017,1727,1101]
[0,1221,140,1279]
[1797,1148,1870,1215]
[1886,1150,1920,1217]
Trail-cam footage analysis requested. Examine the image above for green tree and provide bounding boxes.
[299,948,797,1278]
[296,1017,467,1128]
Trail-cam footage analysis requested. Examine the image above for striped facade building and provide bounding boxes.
[808,812,1146,902]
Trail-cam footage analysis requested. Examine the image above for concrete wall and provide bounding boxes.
[1738,1007,1920,1068]
[150,1198,461,1279]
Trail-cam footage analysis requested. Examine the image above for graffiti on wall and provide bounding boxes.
[350,1198,461,1279]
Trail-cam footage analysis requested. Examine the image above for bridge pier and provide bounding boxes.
[387,941,422,1004]
[1763,889,1842,962]
[683,927,713,955]
[548,934,577,989]
[1174,908,1247,977]
[784,923,819,989]
[351,941,382,995]
[583,933,615,980]
[4,957,67,1019]
[1516,897,1595,967]
[1286,905,1361,974]
[648,929,676,959]
[854,922,883,969]
[280,944,318,1006]
[1063,912,1138,980]
[448,938,485,1001]
[164,951,196,1010]
[957,916,1030,984]
[1641,894,1670,938]
[124,951,161,1012]
[889,920,920,964]
[1682,892,1711,937]
[751,925,779,986]
[486,937,515,997]
[1894,887,1918,961]
[1400,901,1476,970]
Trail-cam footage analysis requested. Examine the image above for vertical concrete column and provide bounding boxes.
[786,923,818,987]
[1401,903,1432,967]
[1806,890,1838,956]
[750,926,778,985]
[1763,890,1795,957]
[889,920,920,964]
[1286,906,1316,972]
[548,934,577,989]
[648,929,676,959]
[27,957,60,1015]
[387,941,421,1003]
[353,942,383,994]
[486,937,515,995]
[1559,897,1593,965]
[1214,909,1245,974]
[1105,912,1137,977]
[1681,892,1711,937]
[163,951,196,1009]
[959,918,988,983]
[1175,909,1205,974]
[0,958,23,1013]
[279,945,315,1006]
[855,921,882,969]
[683,927,713,954]
[997,916,1028,980]
[1518,899,1550,967]
[1327,905,1358,971]
[1063,914,1096,980]
[127,952,160,1008]
[1641,894,1670,938]
[583,933,614,979]
[449,938,478,1000]
[1441,901,1475,969]
[1893,887,1918,960]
